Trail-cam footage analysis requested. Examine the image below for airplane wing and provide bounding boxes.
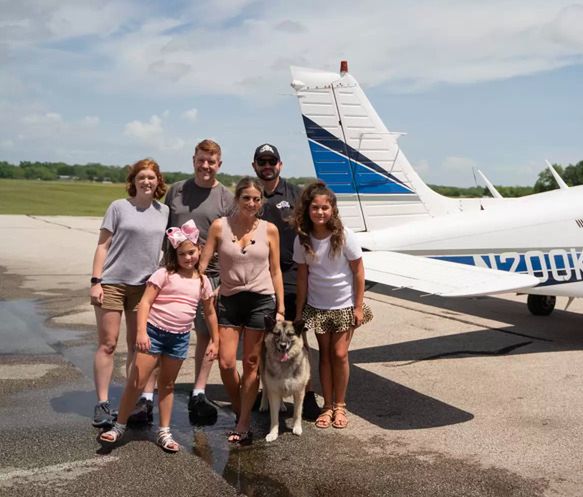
[363,251,540,297]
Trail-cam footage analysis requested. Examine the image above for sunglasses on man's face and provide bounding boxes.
[256,157,279,167]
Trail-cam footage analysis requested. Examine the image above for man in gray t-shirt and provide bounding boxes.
[165,139,233,424]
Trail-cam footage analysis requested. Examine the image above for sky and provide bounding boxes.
[1,0,583,187]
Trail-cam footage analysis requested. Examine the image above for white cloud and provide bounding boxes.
[124,114,185,152]
[182,108,198,122]
[125,115,164,141]
[442,156,478,173]
[6,1,583,100]
[81,116,100,127]
[1,1,582,184]
[149,60,191,81]
[22,112,63,125]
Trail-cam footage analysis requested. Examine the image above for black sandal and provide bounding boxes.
[226,430,253,445]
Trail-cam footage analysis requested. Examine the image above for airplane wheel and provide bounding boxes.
[527,295,556,316]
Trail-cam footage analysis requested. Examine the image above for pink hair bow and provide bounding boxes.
[166,220,200,249]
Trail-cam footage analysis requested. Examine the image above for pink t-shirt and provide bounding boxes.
[147,268,212,333]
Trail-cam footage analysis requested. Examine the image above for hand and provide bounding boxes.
[275,311,285,322]
[205,341,218,361]
[353,305,364,328]
[135,332,150,353]
[89,283,103,306]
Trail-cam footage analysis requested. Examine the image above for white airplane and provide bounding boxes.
[290,61,583,316]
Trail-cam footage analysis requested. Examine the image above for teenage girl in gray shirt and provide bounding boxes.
[90,158,169,428]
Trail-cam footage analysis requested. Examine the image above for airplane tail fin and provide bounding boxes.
[290,62,470,232]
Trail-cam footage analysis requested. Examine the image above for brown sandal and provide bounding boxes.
[332,403,348,429]
[315,405,334,429]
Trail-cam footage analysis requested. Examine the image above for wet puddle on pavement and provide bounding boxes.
[0,299,305,496]
[0,300,549,497]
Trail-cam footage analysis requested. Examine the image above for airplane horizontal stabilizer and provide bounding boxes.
[363,251,540,297]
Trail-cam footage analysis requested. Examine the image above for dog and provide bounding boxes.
[260,315,310,442]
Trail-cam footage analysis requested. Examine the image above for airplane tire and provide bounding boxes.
[527,295,556,316]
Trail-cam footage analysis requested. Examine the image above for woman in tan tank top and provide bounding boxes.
[200,176,284,444]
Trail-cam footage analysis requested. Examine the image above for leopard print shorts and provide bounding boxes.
[302,303,373,334]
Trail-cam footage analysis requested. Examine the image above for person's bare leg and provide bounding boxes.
[330,329,353,405]
[124,310,139,377]
[99,352,159,442]
[93,307,122,402]
[330,328,354,428]
[303,331,315,392]
[116,352,159,424]
[315,332,333,407]
[125,311,156,422]
[233,328,264,435]
[193,330,213,389]
[218,326,242,416]
[157,355,184,428]
[313,332,334,428]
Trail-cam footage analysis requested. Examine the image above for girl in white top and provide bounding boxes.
[292,181,372,430]
[99,220,219,452]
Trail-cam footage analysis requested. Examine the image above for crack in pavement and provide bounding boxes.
[395,341,533,366]
[27,215,97,234]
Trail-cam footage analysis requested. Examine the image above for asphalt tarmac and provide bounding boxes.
[1,215,582,496]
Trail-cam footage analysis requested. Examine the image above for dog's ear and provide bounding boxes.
[264,314,276,332]
[292,319,306,336]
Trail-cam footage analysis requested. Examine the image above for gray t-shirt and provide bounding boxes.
[101,198,169,285]
[164,178,233,277]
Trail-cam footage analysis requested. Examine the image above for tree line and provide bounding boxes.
[0,160,313,188]
[1,159,582,195]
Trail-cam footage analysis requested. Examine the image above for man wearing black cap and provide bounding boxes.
[252,143,320,421]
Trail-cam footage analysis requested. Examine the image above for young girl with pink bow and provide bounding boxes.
[100,220,219,452]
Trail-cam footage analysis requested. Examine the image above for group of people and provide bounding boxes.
[90,140,372,451]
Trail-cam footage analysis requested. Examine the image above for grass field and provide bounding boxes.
[0,179,130,216]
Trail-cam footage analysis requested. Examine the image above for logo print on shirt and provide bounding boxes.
[276,200,290,209]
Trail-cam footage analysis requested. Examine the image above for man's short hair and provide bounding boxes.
[194,139,221,158]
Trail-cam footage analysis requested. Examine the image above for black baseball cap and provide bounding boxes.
[253,143,281,161]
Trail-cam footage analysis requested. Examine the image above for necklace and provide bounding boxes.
[230,217,259,254]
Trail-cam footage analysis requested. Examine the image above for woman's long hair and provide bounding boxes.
[292,180,344,257]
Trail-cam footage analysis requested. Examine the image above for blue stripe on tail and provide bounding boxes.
[303,115,414,195]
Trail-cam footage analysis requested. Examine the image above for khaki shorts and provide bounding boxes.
[99,283,146,312]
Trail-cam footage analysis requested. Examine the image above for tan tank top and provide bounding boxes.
[217,217,274,296]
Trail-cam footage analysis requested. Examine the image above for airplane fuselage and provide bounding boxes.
[356,186,583,297]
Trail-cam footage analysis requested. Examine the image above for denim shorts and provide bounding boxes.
[217,291,276,330]
[147,322,190,360]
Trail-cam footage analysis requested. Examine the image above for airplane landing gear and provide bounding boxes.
[527,295,556,316]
